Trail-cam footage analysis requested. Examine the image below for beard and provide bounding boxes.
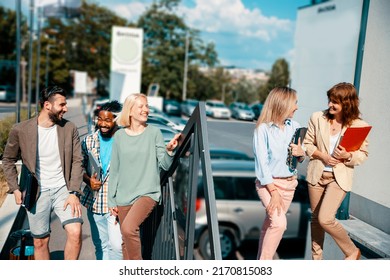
[99,125,116,137]
[48,108,63,124]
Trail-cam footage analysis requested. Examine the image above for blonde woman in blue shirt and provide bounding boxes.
[253,86,305,260]
[108,93,180,260]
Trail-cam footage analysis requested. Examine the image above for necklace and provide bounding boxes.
[330,120,341,133]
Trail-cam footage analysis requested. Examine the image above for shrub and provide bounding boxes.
[0,110,32,159]
[0,110,33,185]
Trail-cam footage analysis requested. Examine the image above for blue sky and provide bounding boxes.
[2,0,311,71]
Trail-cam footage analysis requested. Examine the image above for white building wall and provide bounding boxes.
[292,0,390,233]
[354,0,390,208]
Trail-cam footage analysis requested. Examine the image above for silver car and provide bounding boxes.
[205,100,231,119]
[194,159,310,259]
[229,102,255,121]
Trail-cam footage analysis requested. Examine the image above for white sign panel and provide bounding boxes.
[74,70,87,94]
[110,26,143,103]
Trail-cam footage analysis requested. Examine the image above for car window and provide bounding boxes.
[197,176,234,200]
[213,177,234,200]
[233,177,258,201]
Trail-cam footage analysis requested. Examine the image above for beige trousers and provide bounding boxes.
[309,171,357,260]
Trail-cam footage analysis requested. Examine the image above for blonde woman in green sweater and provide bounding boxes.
[108,93,180,260]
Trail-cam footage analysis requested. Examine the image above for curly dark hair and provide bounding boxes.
[95,100,122,117]
[325,82,361,126]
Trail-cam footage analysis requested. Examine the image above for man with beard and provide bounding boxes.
[2,85,84,260]
[80,100,123,260]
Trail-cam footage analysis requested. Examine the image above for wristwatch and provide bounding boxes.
[69,191,81,198]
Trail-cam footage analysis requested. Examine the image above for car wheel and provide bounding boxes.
[198,227,237,260]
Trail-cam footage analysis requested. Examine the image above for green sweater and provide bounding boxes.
[108,125,173,207]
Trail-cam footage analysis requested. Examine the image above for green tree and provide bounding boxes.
[0,7,28,85]
[258,58,290,103]
[138,0,219,100]
[232,77,260,105]
[56,2,129,94]
[0,1,222,100]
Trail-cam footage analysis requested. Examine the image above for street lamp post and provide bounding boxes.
[15,0,22,123]
[27,0,35,118]
[45,44,51,87]
[182,31,189,101]
[35,7,42,114]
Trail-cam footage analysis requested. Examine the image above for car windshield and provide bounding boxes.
[188,100,198,106]
[208,102,225,108]
[238,104,250,110]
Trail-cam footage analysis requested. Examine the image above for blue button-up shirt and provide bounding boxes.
[253,119,302,185]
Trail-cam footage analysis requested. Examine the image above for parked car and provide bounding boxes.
[250,103,263,120]
[147,123,178,145]
[148,114,185,131]
[205,100,231,119]
[181,99,199,117]
[149,105,168,117]
[229,102,255,121]
[192,159,310,259]
[163,99,182,116]
[209,147,252,160]
[0,85,16,102]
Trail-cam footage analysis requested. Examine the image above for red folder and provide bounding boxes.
[339,126,372,152]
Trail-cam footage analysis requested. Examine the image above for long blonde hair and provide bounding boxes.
[117,93,147,127]
[256,86,297,128]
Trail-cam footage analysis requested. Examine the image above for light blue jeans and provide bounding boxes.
[27,185,83,238]
[87,210,122,260]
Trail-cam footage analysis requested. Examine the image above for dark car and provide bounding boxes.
[250,103,264,120]
[181,99,199,117]
[209,147,252,160]
[163,99,182,116]
[0,85,16,102]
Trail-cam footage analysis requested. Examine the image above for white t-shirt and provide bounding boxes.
[36,125,66,190]
[324,131,341,172]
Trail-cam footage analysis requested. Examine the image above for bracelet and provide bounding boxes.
[69,191,80,198]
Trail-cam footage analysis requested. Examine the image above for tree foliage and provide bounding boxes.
[0,7,28,86]
[46,2,129,93]
[258,58,290,103]
[0,0,289,103]
[137,0,219,100]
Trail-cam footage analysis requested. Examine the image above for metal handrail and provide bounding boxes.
[143,102,222,260]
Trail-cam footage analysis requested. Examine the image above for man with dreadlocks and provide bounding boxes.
[81,100,123,260]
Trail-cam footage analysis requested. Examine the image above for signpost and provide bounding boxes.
[110,27,143,103]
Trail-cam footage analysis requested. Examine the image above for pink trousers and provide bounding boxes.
[256,178,298,260]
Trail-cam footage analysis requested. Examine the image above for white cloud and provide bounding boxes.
[98,1,147,21]
[106,2,147,21]
[101,0,293,42]
[180,0,293,42]
[111,2,147,20]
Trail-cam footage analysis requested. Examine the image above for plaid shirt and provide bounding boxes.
[81,130,111,214]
